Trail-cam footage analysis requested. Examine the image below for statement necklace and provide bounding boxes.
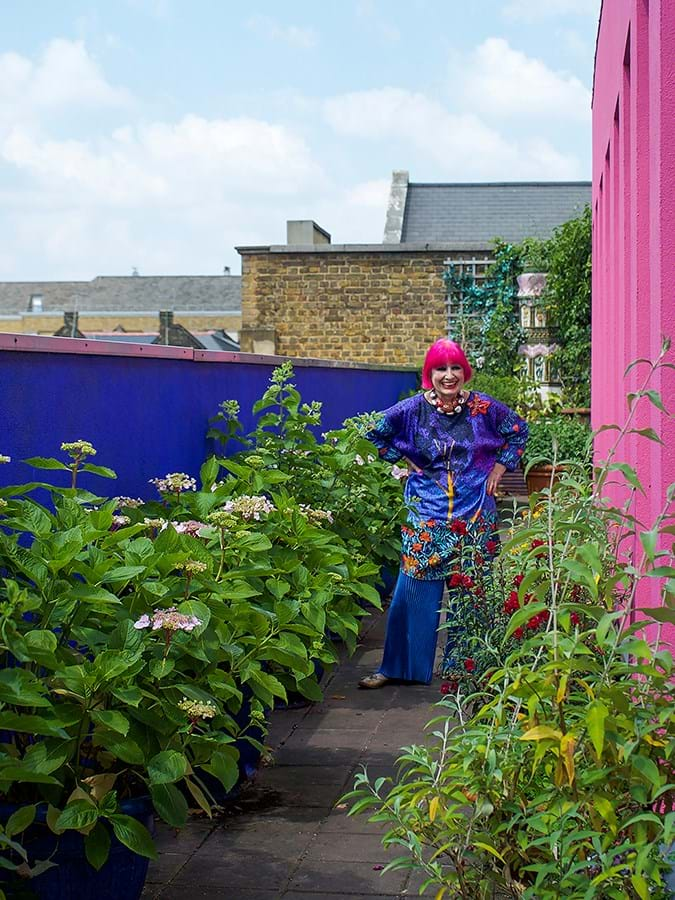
[429,389,467,415]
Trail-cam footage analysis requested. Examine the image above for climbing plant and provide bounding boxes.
[442,242,525,377]
[544,205,592,407]
[443,207,592,407]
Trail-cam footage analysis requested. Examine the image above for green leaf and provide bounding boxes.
[639,528,659,562]
[607,462,645,494]
[593,797,617,833]
[183,778,212,817]
[5,805,36,838]
[237,532,272,553]
[202,751,239,793]
[149,658,175,680]
[23,456,71,472]
[80,463,117,479]
[95,732,145,765]
[0,669,50,707]
[91,710,130,736]
[23,629,58,665]
[350,582,383,607]
[148,750,188,785]
[111,686,143,707]
[0,712,67,738]
[586,700,609,757]
[628,427,664,445]
[631,755,662,790]
[265,578,290,601]
[472,841,506,863]
[69,584,121,606]
[630,874,649,900]
[108,815,158,860]
[84,820,111,871]
[150,783,188,828]
[99,566,147,584]
[56,800,98,831]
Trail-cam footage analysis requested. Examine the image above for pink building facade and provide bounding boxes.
[592,0,675,646]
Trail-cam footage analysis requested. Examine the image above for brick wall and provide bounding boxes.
[239,247,488,366]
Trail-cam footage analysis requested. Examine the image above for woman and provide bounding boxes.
[358,338,528,688]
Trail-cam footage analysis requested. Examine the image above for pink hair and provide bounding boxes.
[421,339,473,389]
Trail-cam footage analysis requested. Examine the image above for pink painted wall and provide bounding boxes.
[592,0,675,648]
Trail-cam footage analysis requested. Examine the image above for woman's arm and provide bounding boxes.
[494,403,529,471]
[361,401,408,463]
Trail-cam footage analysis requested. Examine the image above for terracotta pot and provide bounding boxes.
[525,465,563,494]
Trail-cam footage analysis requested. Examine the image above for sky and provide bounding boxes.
[0,0,600,281]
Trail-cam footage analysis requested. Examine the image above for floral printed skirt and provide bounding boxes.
[397,512,501,677]
[400,511,500,581]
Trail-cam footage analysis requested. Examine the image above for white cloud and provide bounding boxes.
[503,0,600,21]
[355,1,400,43]
[323,87,582,180]
[1,115,324,208]
[246,15,317,49]
[451,38,591,121]
[345,178,390,209]
[0,39,130,127]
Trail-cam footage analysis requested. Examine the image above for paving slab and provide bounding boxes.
[145,607,444,897]
[287,857,409,896]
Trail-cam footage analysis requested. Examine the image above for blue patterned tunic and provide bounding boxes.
[365,391,528,580]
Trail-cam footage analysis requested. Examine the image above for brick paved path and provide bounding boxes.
[143,609,442,899]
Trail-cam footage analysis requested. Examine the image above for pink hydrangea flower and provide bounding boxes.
[134,607,202,633]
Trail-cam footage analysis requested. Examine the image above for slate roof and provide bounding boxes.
[398,181,591,244]
[88,331,240,351]
[0,275,241,316]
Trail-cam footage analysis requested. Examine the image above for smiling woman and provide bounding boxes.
[357,338,528,689]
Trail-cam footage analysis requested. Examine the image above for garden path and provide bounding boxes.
[142,608,443,899]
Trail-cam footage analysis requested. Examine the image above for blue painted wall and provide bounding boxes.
[0,347,417,499]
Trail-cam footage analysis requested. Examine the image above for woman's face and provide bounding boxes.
[431,363,465,400]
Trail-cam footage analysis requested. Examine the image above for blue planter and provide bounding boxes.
[190,689,267,805]
[0,796,153,900]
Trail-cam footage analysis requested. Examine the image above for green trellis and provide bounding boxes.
[442,242,526,376]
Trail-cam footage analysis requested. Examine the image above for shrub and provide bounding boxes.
[345,342,675,899]
[521,415,592,469]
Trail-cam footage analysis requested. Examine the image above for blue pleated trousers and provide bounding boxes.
[378,572,445,684]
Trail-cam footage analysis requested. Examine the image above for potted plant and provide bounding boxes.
[521,414,591,494]
[0,447,263,896]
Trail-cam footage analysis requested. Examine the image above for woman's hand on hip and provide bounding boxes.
[486,462,507,496]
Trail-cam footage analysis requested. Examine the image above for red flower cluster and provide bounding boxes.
[530,538,546,558]
[503,590,520,614]
[513,626,525,639]
[486,539,498,554]
[570,612,581,626]
[464,658,476,672]
[513,574,525,587]
[449,572,474,589]
[439,680,458,695]
[527,609,549,630]
[451,520,468,535]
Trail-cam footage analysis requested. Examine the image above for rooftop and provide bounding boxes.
[384,171,591,244]
[0,274,241,316]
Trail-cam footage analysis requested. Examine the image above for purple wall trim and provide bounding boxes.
[0,334,418,502]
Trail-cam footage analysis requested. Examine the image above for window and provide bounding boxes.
[28,293,43,312]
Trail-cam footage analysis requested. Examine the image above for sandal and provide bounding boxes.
[358,672,391,689]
